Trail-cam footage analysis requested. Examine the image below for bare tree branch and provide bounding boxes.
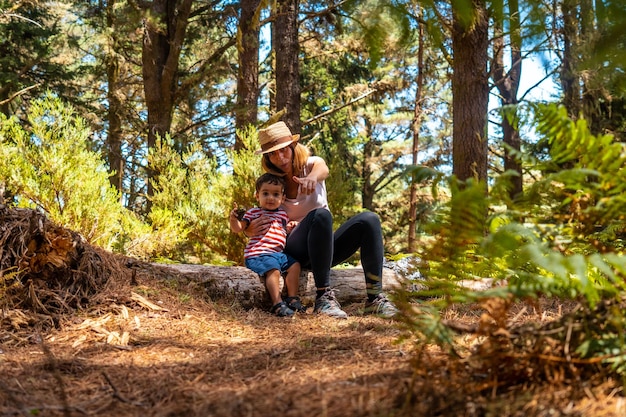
[0,83,41,106]
[302,89,377,126]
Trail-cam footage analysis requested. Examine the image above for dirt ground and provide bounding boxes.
[2,264,626,417]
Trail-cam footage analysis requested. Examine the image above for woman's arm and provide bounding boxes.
[242,214,271,237]
[293,156,329,195]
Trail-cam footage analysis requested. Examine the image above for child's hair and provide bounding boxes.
[255,173,286,192]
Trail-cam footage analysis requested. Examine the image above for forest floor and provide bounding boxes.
[2,264,626,417]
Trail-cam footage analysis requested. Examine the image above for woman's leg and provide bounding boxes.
[285,209,333,288]
[332,211,384,296]
[285,209,347,318]
[332,211,397,317]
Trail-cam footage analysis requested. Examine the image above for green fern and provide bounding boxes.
[532,104,626,241]
[398,104,626,376]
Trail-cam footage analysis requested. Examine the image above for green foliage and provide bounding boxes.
[580,0,626,138]
[324,150,363,222]
[397,103,626,376]
[353,0,412,68]
[146,138,221,263]
[144,126,262,264]
[0,1,72,116]
[0,93,130,250]
[298,0,423,227]
[528,103,626,250]
[220,126,264,263]
[228,126,264,209]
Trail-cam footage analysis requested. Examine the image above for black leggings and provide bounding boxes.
[284,209,384,295]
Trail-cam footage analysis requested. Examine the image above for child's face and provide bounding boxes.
[256,182,285,210]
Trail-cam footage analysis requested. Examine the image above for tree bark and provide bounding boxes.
[561,0,580,120]
[579,0,600,135]
[153,264,403,309]
[273,0,301,132]
[361,118,375,210]
[141,0,193,203]
[409,5,425,253]
[235,0,262,149]
[451,0,489,186]
[492,0,523,199]
[106,0,124,196]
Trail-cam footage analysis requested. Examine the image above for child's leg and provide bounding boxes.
[265,269,283,305]
[284,262,306,313]
[284,262,301,297]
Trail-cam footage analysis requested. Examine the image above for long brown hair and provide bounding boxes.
[261,143,311,177]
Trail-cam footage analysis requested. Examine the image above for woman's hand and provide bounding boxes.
[293,176,317,195]
[245,214,271,237]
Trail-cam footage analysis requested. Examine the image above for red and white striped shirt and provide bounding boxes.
[242,207,289,259]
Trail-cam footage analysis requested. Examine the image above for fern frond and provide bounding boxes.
[530,104,626,248]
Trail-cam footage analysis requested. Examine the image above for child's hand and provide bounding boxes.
[230,203,246,221]
[286,220,299,234]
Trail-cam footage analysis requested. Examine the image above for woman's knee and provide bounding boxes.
[359,211,381,229]
[313,208,333,228]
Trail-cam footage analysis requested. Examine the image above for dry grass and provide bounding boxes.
[1,272,412,417]
[2,270,626,417]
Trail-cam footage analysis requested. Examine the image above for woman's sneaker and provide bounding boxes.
[313,289,348,319]
[364,293,398,318]
[270,301,295,317]
[284,296,307,313]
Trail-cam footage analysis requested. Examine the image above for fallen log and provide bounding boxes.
[149,263,403,309]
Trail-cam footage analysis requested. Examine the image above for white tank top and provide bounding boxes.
[282,156,330,222]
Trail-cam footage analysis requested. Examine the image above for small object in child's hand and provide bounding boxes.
[235,207,246,220]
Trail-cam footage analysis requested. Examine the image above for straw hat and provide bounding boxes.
[256,121,300,155]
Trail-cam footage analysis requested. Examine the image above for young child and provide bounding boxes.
[229,173,304,317]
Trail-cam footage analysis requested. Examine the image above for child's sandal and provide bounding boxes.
[284,296,307,313]
[270,301,295,317]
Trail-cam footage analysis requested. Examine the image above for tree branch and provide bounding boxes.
[0,83,41,106]
[302,89,377,126]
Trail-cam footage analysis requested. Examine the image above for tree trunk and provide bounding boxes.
[409,6,425,253]
[235,0,262,149]
[273,0,301,132]
[361,118,375,210]
[579,0,600,135]
[451,0,489,186]
[153,264,403,309]
[561,0,580,120]
[141,0,193,204]
[492,0,523,199]
[106,0,124,196]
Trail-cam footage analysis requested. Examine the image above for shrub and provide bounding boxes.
[0,93,131,250]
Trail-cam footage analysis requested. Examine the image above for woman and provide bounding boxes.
[244,121,397,319]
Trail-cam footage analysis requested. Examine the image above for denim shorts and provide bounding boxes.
[245,252,298,277]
